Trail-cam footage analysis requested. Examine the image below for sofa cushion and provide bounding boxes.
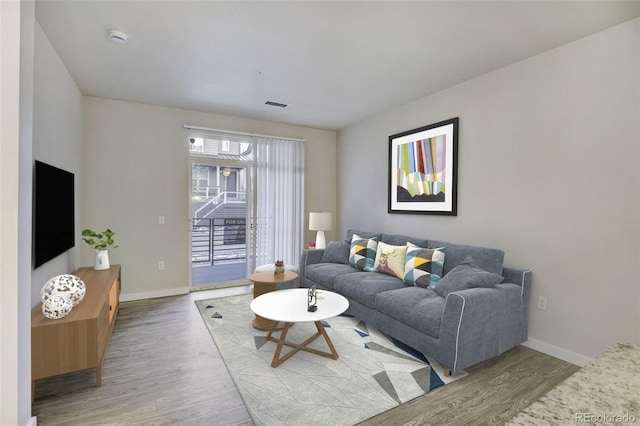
[428,239,504,275]
[375,287,446,338]
[403,243,445,289]
[381,233,429,248]
[434,256,504,298]
[304,263,361,290]
[372,241,407,279]
[349,233,378,272]
[320,241,350,264]
[334,272,406,309]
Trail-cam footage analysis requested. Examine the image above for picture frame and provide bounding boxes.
[388,117,459,215]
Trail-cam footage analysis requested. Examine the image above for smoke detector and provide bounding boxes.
[108,30,128,44]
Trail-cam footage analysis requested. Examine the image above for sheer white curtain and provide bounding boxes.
[255,137,305,268]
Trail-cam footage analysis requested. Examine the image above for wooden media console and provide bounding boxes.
[31,265,121,399]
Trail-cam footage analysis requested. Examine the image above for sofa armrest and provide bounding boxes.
[502,267,532,295]
[298,249,325,282]
[502,267,532,341]
[438,282,526,372]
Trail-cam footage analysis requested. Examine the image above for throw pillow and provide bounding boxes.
[320,241,350,264]
[403,243,446,289]
[349,233,378,272]
[373,241,407,280]
[434,255,504,298]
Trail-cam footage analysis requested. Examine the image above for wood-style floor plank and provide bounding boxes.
[32,286,579,425]
[358,344,579,426]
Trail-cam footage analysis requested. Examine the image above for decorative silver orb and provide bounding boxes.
[42,295,73,320]
[41,274,86,307]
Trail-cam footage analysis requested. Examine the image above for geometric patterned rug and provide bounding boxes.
[196,293,466,426]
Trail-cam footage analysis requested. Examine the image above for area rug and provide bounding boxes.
[195,294,466,426]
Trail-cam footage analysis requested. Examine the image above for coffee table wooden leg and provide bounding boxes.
[266,321,340,367]
[315,321,339,360]
[271,322,292,367]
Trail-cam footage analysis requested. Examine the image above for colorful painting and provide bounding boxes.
[388,118,458,215]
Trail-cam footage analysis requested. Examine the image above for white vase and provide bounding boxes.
[94,249,110,270]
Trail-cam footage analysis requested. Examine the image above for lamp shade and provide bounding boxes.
[309,212,332,231]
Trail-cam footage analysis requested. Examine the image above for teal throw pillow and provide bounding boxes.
[349,233,378,272]
[403,242,446,289]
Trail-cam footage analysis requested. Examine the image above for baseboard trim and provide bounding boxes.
[119,287,189,302]
[27,416,37,426]
[522,338,592,367]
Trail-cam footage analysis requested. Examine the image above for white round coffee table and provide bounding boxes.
[250,288,349,367]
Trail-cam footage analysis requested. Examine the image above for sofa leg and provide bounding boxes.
[443,366,452,377]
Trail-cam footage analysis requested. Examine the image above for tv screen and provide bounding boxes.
[34,160,75,268]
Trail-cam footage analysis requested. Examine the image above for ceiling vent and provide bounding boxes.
[265,101,288,108]
[108,30,129,44]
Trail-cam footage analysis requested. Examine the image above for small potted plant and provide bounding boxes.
[274,260,285,274]
[81,228,118,271]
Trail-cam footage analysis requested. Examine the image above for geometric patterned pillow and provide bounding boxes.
[403,242,446,289]
[349,233,379,272]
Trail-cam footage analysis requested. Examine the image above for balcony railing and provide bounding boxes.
[191,217,247,266]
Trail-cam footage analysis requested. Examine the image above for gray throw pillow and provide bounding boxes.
[320,241,350,264]
[434,255,504,298]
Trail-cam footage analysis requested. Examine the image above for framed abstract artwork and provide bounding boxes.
[388,117,459,215]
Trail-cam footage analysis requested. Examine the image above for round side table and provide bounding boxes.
[249,270,299,330]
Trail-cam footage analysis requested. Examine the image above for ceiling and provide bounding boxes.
[35,1,640,131]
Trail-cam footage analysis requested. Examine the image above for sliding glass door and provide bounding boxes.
[189,136,254,290]
[187,131,305,290]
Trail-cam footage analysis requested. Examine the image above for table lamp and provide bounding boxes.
[309,212,332,250]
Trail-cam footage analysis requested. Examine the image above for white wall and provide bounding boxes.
[1,3,24,424]
[337,18,640,363]
[18,3,35,424]
[31,21,84,306]
[1,1,36,425]
[83,97,336,300]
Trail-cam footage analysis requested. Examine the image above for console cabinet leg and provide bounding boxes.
[96,364,103,387]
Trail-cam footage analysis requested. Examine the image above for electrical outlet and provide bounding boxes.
[537,296,548,311]
[158,261,165,270]
[159,215,165,225]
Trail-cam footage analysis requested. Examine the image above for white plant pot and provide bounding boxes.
[94,249,110,270]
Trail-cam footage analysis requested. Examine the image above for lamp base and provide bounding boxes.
[315,231,326,250]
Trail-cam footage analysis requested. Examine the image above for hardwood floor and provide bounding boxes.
[32,287,580,425]
[359,345,579,426]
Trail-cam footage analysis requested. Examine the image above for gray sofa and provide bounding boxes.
[299,229,531,374]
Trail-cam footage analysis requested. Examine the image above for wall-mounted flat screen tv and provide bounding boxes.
[34,160,75,268]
